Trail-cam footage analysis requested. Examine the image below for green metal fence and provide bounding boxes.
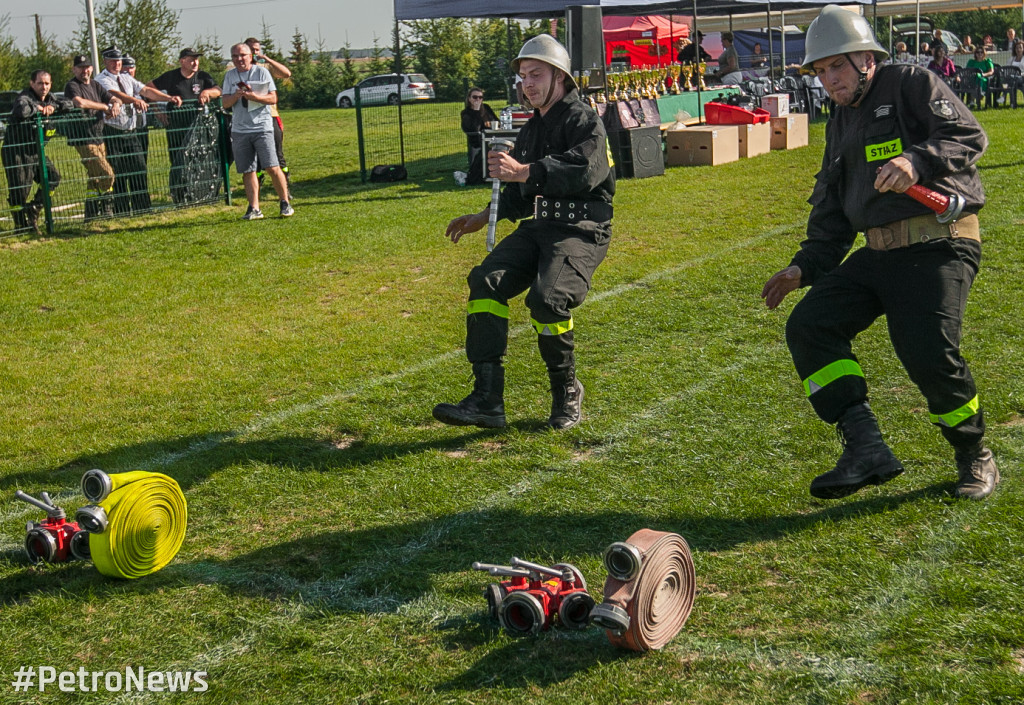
[355,95,467,184]
[1,100,230,237]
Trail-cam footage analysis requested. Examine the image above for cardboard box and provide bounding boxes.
[666,126,739,166]
[737,122,771,158]
[761,93,790,117]
[770,113,809,150]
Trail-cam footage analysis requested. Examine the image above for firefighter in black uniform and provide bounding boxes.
[762,5,998,500]
[433,34,614,430]
[1,70,73,233]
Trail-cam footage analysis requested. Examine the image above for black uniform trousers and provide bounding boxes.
[1,144,60,229]
[786,238,985,449]
[104,126,151,214]
[466,220,609,374]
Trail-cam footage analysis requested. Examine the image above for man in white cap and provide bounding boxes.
[433,34,614,431]
[761,5,997,501]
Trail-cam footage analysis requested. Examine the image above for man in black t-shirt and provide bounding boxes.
[147,48,220,203]
[64,54,122,221]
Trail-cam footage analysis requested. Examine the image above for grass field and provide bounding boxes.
[1,106,1022,705]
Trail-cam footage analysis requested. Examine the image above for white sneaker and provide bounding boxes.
[280,201,295,217]
[243,206,264,220]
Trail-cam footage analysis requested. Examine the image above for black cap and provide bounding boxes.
[122,55,136,68]
[73,54,93,67]
[101,45,124,61]
[179,47,203,58]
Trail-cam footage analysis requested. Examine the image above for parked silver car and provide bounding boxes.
[335,73,435,108]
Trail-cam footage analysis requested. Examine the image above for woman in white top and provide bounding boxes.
[1009,40,1024,70]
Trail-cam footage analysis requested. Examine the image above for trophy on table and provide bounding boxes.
[697,61,707,90]
[669,65,681,94]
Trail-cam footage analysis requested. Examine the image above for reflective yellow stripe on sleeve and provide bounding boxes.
[802,359,864,397]
[531,317,573,336]
[929,395,980,427]
[467,299,510,318]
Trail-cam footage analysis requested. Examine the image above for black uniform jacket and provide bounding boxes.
[5,88,74,148]
[496,89,615,237]
[792,64,987,285]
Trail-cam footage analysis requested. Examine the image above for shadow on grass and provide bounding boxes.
[0,422,545,494]
[0,476,956,687]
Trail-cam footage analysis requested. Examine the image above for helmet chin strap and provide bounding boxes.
[844,53,871,104]
[534,69,564,110]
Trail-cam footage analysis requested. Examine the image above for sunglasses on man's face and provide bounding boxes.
[470,95,483,100]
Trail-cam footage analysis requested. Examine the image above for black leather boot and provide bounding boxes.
[548,368,584,430]
[810,403,904,499]
[432,362,506,428]
[954,444,999,500]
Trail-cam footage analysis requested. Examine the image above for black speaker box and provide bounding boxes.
[608,126,664,179]
[566,5,605,92]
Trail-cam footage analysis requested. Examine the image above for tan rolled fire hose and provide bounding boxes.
[592,529,696,651]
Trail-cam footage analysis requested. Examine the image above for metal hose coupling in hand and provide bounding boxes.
[590,529,696,651]
[76,469,188,579]
[485,138,516,252]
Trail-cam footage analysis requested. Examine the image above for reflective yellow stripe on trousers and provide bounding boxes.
[531,318,573,336]
[467,299,510,318]
[802,359,864,397]
[929,395,980,427]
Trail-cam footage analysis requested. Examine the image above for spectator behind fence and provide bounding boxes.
[1007,28,1018,51]
[932,29,948,54]
[64,54,121,221]
[1,70,74,233]
[95,46,180,215]
[715,32,743,84]
[892,42,912,63]
[982,35,996,52]
[927,45,956,79]
[147,48,220,204]
[917,42,931,65]
[1009,40,1024,70]
[245,38,292,194]
[221,42,292,220]
[967,47,995,96]
[460,87,497,186]
[960,35,976,54]
[749,42,767,68]
[120,55,152,200]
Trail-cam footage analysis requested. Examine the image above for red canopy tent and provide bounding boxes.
[603,15,691,68]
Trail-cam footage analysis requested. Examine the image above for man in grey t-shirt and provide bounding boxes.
[221,42,292,219]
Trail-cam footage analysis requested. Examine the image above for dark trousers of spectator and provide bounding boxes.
[2,144,61,230]
[104,126,151,214]
[166,122,188,204]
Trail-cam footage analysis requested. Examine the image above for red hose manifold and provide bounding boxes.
[590,529,696,651]
[14,490,89,564]
[473,557,594,635]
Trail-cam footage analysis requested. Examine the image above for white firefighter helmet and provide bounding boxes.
[511,34,577,91]
[802,5,889,69]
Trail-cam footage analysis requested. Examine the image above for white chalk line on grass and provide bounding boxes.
[147,221,803,472]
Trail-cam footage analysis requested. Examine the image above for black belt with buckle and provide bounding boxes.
[533,197,613,224]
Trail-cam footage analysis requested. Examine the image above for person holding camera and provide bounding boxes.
[245,38,292,192]
[221,42,292,220]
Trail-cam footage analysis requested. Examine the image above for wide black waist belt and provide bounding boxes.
[533,196,613,224]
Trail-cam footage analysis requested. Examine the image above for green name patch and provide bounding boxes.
[865,138,902,162]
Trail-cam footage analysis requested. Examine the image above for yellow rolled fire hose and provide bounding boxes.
[76,469,187,579]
